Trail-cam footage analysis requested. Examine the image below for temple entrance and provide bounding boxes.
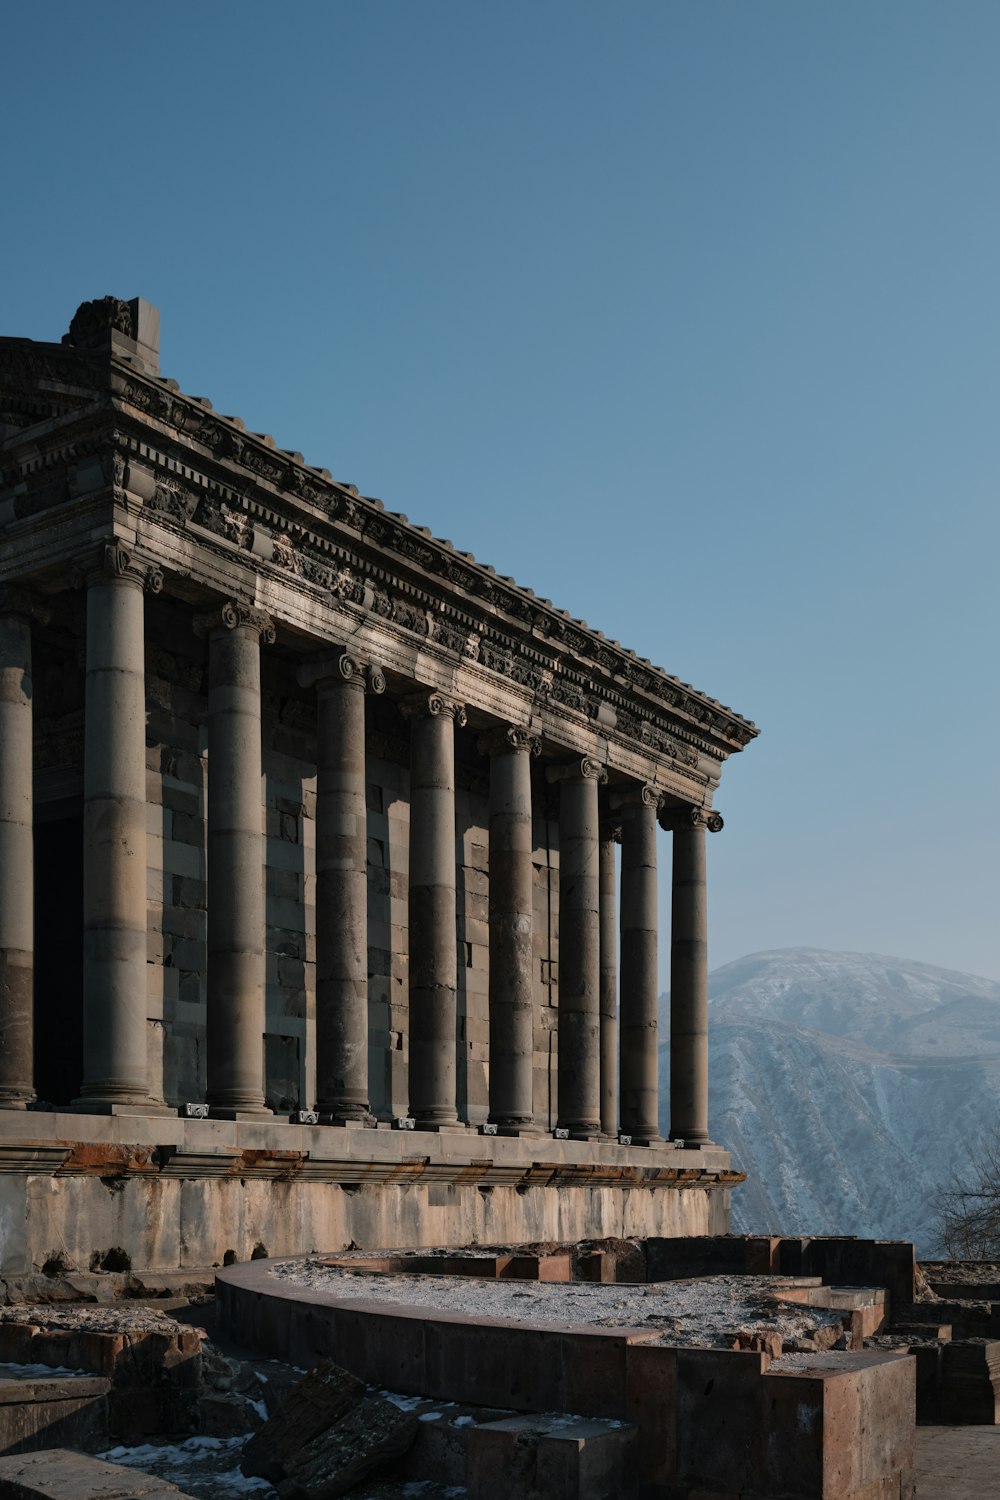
[33,803,84,1106]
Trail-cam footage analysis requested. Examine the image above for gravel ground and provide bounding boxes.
[0,1304,202,1335]
[269,1263,843,1348]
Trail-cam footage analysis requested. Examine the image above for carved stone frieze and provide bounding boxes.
[147,478,200,523]
[98,362,757,761]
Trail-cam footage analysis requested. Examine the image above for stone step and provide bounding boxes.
[0,1448,195,1500]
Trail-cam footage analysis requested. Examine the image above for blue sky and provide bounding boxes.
[4,2,998,981]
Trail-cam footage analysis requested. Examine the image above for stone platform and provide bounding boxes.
[0,1112,737,1279]
[216,1256,917,1499]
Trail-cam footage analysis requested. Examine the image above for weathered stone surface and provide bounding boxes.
[0,1447,195,1499]
[0,1376,110,1458]
[242,1359,365,1481]
[279,1393,417,1499]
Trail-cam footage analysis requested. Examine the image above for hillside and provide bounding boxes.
[658,948,1000,1255]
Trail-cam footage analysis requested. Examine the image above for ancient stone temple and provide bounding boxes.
[0,296,757,1275]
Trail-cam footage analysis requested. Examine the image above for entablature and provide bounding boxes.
[0,330,758,803]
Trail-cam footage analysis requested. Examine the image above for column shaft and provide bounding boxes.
[598,831,618,1138]
[556,764,602,1136]
[0,614,35,1107]
[670,821,710,1144]
[206,613,271,1116]
[619,791,660,1142]
[315,668,371,1121]
[486,731,536,1128]
[407,696,463,1126]
[80,569,151,1106]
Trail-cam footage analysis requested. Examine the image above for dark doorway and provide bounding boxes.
[33,805,84,1105]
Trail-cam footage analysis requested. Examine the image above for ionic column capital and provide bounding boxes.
[0,585,50,627]
[477,724,541,758]
[399,690,467,726]
[298,649,385,695]
[545,756,608,786]
[659,802,724,834]
[611,783,663,815]
[76,541,163,595]
[194,598,276,643]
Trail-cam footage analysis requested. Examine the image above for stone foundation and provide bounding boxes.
[0,1113,735,1278]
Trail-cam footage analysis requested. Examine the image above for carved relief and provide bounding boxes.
[148,479,199,523]
[66,297,134,348]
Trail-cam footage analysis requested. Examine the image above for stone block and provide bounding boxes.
[0,1447,190,1497]
[0,1377,110,1458]
[625,1340,677,1491]
[939,1339,1000,1423]
[242,1360,366,1481]
[762,1351,915,1498]
[466,1414,638,1500]
[675,1348,765,1496]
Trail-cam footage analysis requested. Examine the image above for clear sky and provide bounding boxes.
[4,2,998,982]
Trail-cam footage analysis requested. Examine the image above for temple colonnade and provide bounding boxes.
[0,564,722,1144]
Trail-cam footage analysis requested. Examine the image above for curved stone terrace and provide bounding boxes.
[268,1255,848,1351]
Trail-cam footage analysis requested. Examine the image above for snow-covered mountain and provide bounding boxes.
[658,949,1000,1256]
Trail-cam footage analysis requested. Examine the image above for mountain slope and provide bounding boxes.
[658,949,1000,1255]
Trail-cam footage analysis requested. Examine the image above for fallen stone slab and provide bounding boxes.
[279,1392,418,1499]
[242,1359,365,1480]
[0,1447,196,1499]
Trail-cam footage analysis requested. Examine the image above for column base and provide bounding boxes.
[494,1124,542,1138]
[0,1098,32,1111]
[208,1107,275,1121]
[413,1121,468,1134]
[318,1113,377,1130]
[557,1126,602,1142]
[628,1134,665,1148]
[69,1099,176,1117]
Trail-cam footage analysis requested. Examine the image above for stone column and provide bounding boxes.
[663,805,723,1145]
[79,544,162,1109]
[547,757,606,1138]
[299,650,385,1123]
[617,785,662,1144]
[481,725,540,1132]
[598,822,619,1139]
[0,587,49,1108]
[202,601,275,1118]
[402,691,466,1129]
